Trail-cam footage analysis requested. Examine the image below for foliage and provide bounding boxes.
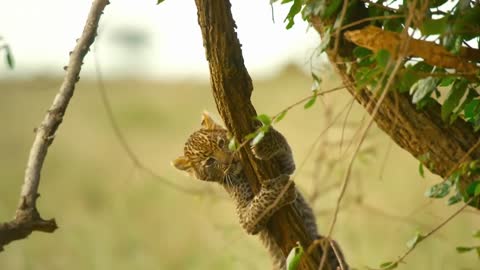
[268,0,480,268]
[424,160,480,206]
[272,0,480,130]
[286,242,304,270]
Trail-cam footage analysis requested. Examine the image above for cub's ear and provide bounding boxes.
[201,111,223,130]
[171,156,193,172]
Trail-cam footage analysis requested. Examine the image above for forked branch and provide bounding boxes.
[194,0,342,269]
[0,0,109,251]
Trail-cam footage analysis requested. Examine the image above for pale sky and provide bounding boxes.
[0,0,322,80]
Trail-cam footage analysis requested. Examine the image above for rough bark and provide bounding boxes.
[310,2,480,208]
[194,0,340,269]
[0,0,109,251]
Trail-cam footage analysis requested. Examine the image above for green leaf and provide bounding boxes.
[420,17,448,36]
[274,110,288,123]
[284,0,302,29]
[418,163,425,178]
[323,0,342,18]
[442,79,468,122]
[251,131,265,146]
[451,35,463,55]
[245,132,258,141]
[456,246,475,253]
[156,0,165,4]
[376,49,390,68]
[398,69,417,93]
[5,45,14,69]
[464,99,480,121]
[410,77,439,104]
[447,192,463,206]
[228,137,237,151]
[353,46,372,58]
[379,261,398,270]
[256,114,272,127]
[439,76,455,87]
[406,232,424,249]
[430,0,448,8]
[452,5,480,40]
[466,181,480,197]
[425,182,452,198]
[286,243,304,270]
[304,90,317,109]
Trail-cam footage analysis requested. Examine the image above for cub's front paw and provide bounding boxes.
[251,130,281,160]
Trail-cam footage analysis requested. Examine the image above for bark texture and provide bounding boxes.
[310,2,480,208]
[194,0,341,269]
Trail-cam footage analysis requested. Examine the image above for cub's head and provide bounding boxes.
[172,112,242,184]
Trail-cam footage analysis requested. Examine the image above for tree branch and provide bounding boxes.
[0,0,109,251]
[310,2,480,208]
[344,25,480,75]
[194,0,341,269]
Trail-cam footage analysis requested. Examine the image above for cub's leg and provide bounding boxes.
[238,174,296,235]
[251,128,295,175]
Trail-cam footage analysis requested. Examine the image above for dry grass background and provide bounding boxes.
[0,67,478,269]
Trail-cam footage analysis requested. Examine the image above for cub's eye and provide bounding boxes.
[205,157,216,166]
[218,138,225,148]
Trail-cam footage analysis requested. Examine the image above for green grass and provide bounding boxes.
[0,69,478,269]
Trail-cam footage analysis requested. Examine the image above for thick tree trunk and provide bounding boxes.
[310,2,480,209]
[194,0,340,269]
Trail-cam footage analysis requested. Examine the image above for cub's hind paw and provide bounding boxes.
[251,129,284,160]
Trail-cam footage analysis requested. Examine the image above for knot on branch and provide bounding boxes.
[0,195,57,252]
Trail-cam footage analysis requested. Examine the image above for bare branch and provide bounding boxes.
[0,0,109,251]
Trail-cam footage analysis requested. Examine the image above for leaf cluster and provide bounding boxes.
[272,0,480,130]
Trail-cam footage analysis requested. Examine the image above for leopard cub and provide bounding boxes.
[172,112,344,270]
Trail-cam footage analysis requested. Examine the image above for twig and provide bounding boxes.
[271,86,347,121]
[443,138,480,182]
[331,0,349,62]
[316,3,419,267]
[294,97,356,179]
[0,0,109,251]
[369,199,473,270]
[339,97,355,155]
[92,44,205,196]
[338,14,405,33]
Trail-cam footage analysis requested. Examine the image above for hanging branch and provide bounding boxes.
[193,1,341,269]
[0,0,109,251]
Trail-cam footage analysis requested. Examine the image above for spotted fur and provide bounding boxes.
[172,112,347,270]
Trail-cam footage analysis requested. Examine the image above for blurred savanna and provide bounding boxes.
[1,66,478,269]
[1,0,479,270]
